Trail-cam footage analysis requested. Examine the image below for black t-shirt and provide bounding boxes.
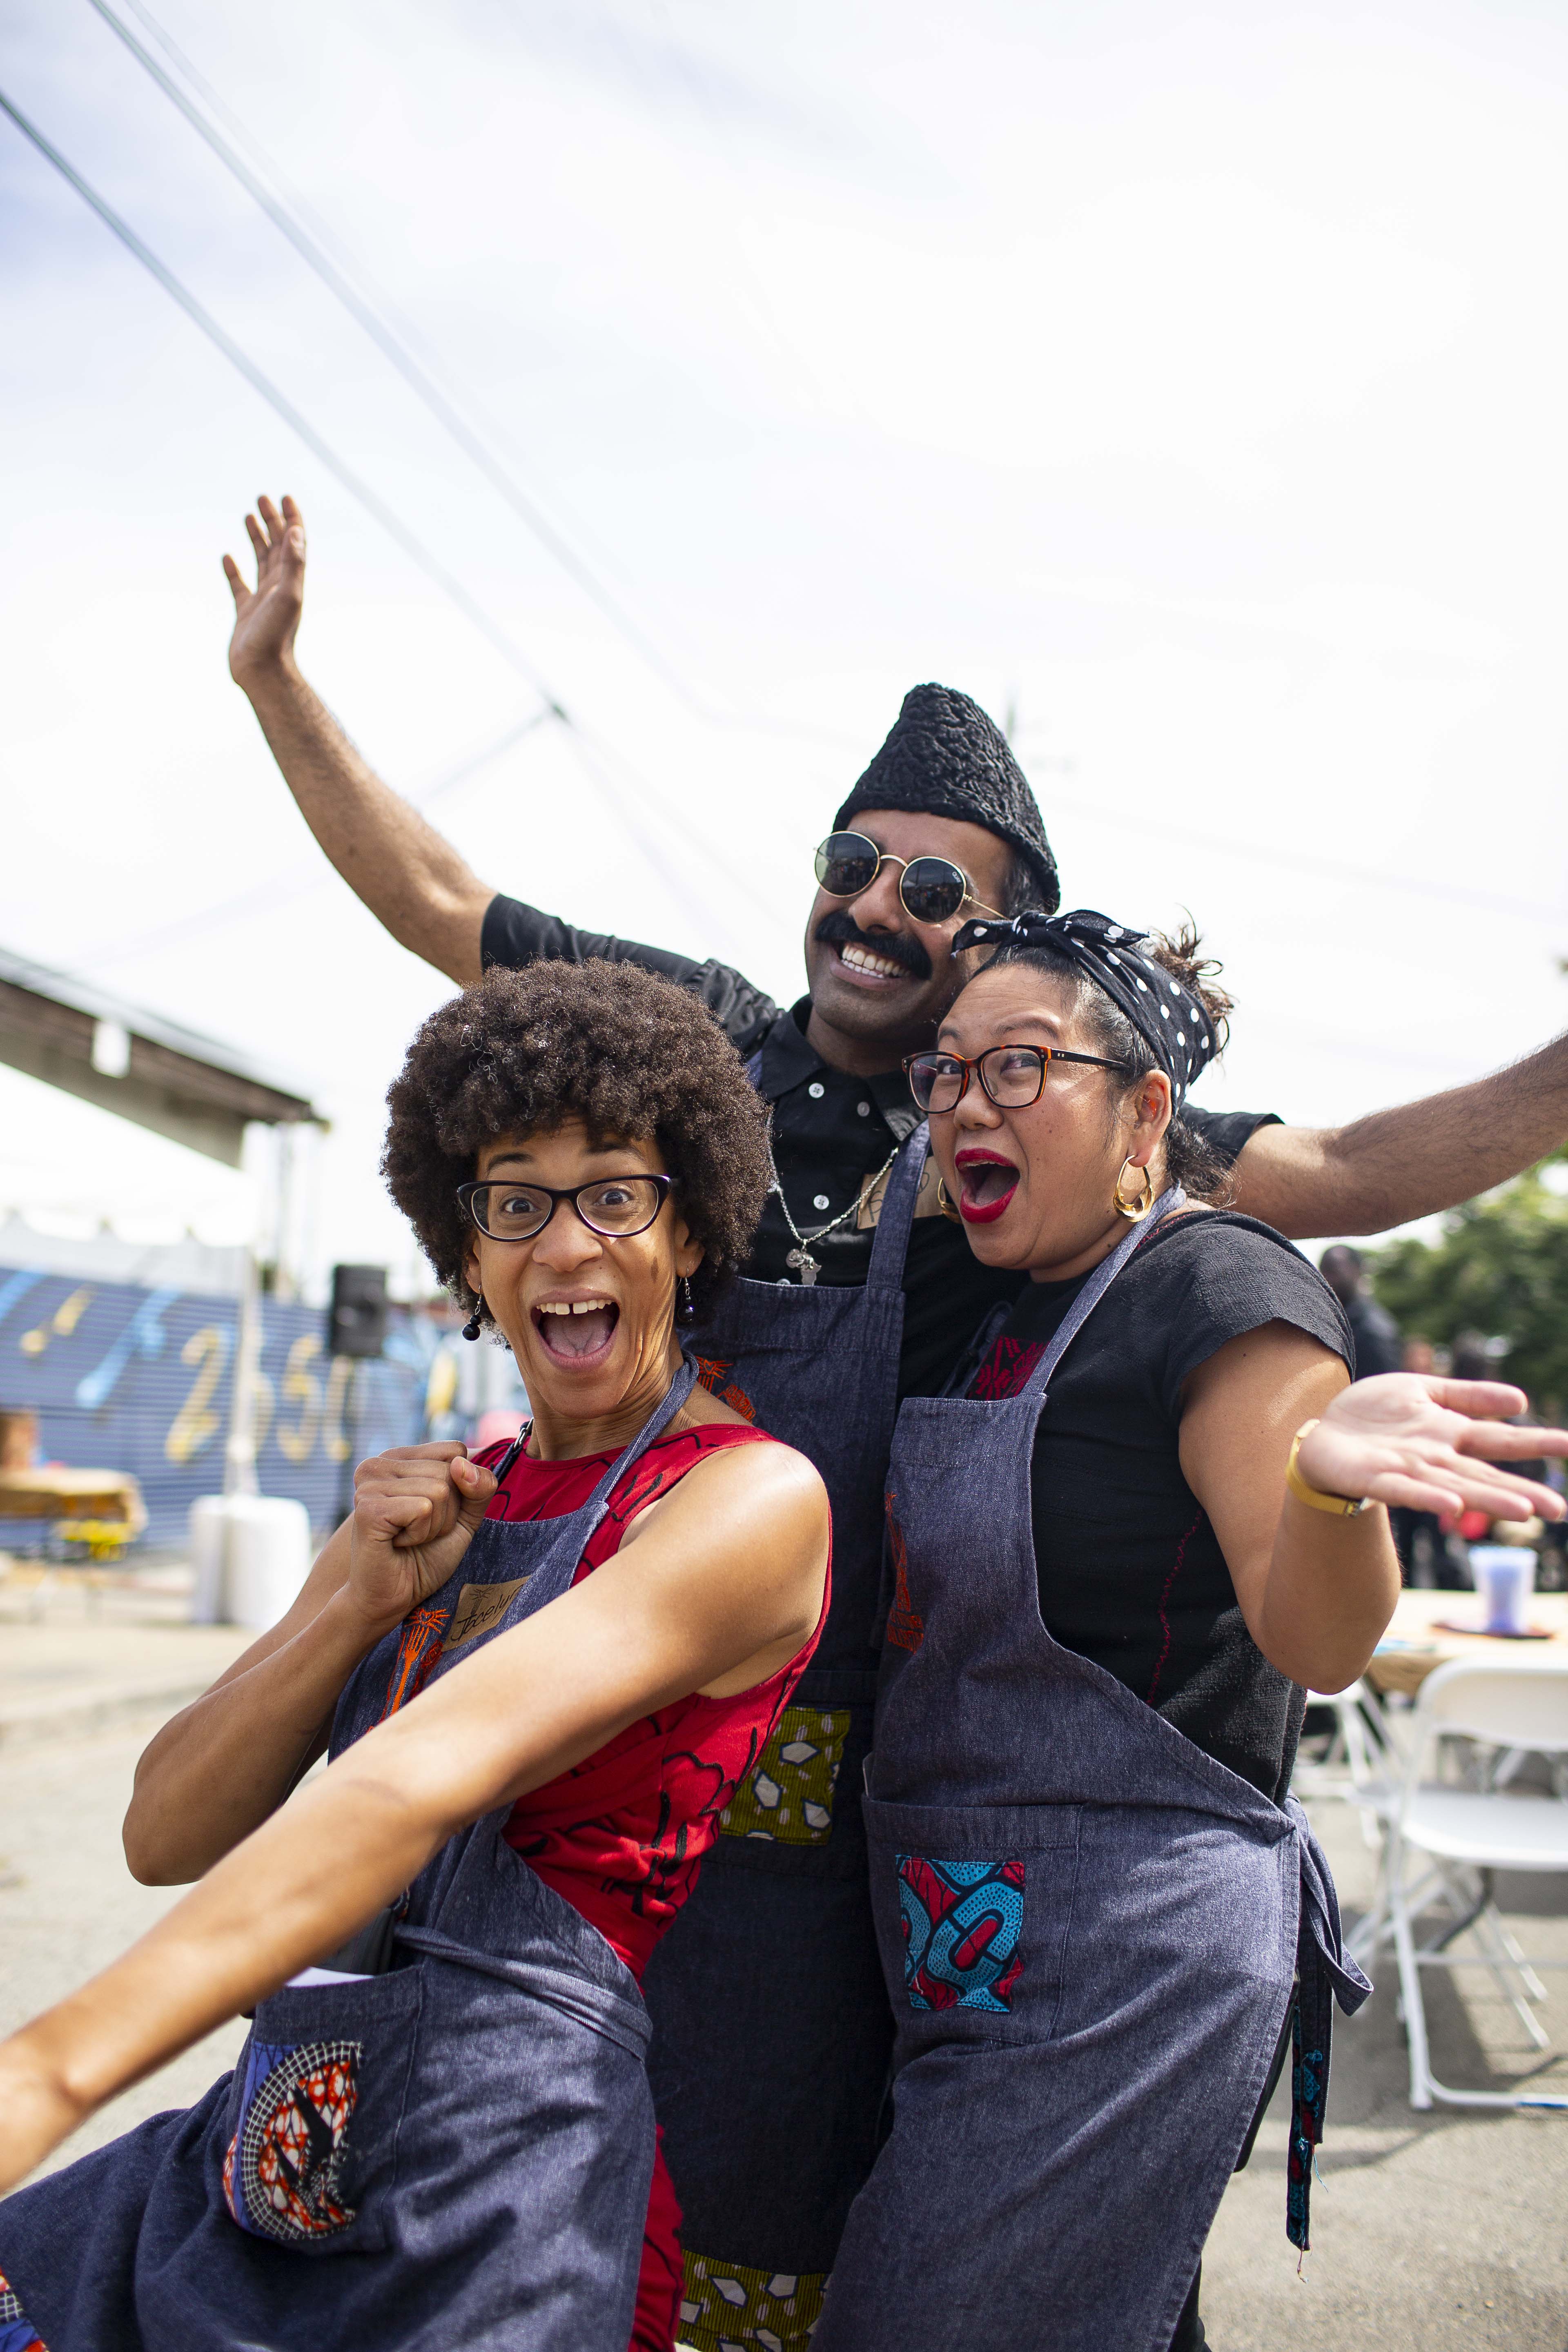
[967,1212,1354,1800]
[480,894,1282,1397]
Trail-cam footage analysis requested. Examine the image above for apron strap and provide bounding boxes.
[866,1120,931,1293]
[1018,1185,1186,1401]
[572,1352,701,1534]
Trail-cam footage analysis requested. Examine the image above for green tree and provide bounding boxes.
[1370,1163,1568,1420]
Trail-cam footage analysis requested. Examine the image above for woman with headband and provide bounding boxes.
[0,959,830,2352]
[814,910,1568,2352]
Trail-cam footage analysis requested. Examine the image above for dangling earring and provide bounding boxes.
[1113,1159,1154,1222]
[935,1178,962,1223]
[462,1301,484,1341]
[679,1275,695,1323]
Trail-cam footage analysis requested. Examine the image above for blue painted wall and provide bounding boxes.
[0,1266,431,1545]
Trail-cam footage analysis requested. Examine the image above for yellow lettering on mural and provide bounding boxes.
[276,1333,323,1463]
[165,1327,227,1464]
[322,1354,354,1464]
[18,1287,94,1356]
[249,1367,275,1457]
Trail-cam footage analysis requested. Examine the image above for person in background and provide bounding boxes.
[220,492,1568,2343]
[1319,1245,1404,1379]
[1389,1337,1468,1584]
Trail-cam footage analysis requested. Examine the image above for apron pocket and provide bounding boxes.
[221,1964,424,2256]
[863,1794,1081,2047]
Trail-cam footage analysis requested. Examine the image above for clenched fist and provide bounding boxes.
[347,1443,499,1638]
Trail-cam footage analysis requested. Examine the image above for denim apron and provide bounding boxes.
[0,1364,700,2352]
[643,1125,927,2336]
[815,1196,1371,2352]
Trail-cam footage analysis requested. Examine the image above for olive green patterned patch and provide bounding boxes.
[676,2250,828,2351]
[718,1706,847,1846]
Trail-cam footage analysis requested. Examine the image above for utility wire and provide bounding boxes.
[0,86,770,935]
[87,711,553,970]
[80,0,864,758]
[82,0,697,710]
[1042,784,1567,930]
[0,89,564,718]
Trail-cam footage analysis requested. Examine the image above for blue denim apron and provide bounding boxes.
[0,1363,700,2352]
[815,1196,1371,2352]
[643,1126,927,2330]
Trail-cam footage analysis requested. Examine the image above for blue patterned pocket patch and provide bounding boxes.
[895,1853,1026,2013]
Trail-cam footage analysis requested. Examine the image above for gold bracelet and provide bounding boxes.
[1286,1420,1372,1517]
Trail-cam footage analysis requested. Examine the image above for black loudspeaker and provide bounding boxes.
[329,1263,388,1359]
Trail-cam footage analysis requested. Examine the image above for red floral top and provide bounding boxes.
[473,1423,826,1981]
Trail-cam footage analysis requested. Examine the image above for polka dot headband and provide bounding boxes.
[952,908,1220,1107]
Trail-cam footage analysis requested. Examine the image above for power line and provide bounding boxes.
[87,711,554,970]
[1041,784,1567,929]
[0,85,771,933]
[80,0,866,760]
[0,88,566,717]
[82,0,699,710]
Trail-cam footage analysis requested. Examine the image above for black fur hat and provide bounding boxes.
[833,684,1060,914]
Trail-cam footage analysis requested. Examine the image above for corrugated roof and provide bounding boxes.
[0,946,324,1165]
[0,946,318,1111]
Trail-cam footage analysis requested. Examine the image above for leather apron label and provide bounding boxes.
[444,1576,529,1650]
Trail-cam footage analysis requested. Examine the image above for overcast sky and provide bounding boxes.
[2,0,1566,1292]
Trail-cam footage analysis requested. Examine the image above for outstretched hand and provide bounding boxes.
[1298,1374,1568,1526]
[223,492,306,687]
[347,1443,499,1637]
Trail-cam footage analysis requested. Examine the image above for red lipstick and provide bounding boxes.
[953,1149,1019,1225]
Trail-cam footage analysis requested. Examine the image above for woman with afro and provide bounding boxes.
[0,960,831,2352]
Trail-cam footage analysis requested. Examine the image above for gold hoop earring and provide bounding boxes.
[936,1178,963,1223]
[1113,1159,1153,1222]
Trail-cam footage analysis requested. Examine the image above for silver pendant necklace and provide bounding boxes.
[771,1144,899,1285]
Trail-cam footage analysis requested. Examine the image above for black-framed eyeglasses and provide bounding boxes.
[903,1043,1126,1116]
[458,1174,673,1242]
[814,831,1005,927]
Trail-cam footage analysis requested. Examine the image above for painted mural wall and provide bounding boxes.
[0,1265,432,1545]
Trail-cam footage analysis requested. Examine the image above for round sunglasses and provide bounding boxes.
[903,1042,1125,1116]
[814,831,1004,927]
[458,1174,672,1242]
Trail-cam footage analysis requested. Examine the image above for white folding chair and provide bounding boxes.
[1359,1657,1568,2111]
[1295,1678,1405,1853]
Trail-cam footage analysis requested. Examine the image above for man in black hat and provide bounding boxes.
[223,499,1568,2348]
[223,494,1568,1401]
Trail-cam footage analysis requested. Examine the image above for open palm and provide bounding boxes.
[223,492,306,685]
[1300,1374,1568,1524]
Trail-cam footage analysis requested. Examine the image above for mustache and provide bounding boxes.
[814,909,933,981]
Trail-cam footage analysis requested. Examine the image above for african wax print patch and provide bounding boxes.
[222,2037,361,2242]
[719,1707,846,1845]
[896,1854,1026,2013]
[693,1356,757,1422]
[0,2268,47,2352]
[676,2249,826,2351]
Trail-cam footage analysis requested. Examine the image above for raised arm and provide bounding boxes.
[224,494,493,984]
[1180,1328,1568,1691]
[0,1441,826,2193]
[1227,1032,1568,1238]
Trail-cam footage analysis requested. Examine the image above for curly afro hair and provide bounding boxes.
[383,959,773,1329]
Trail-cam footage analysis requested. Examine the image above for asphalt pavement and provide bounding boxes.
[0,1601,1564,2348]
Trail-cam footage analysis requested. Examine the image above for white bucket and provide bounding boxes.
[186,1494,313,1631]
[187,1495,231,1624]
